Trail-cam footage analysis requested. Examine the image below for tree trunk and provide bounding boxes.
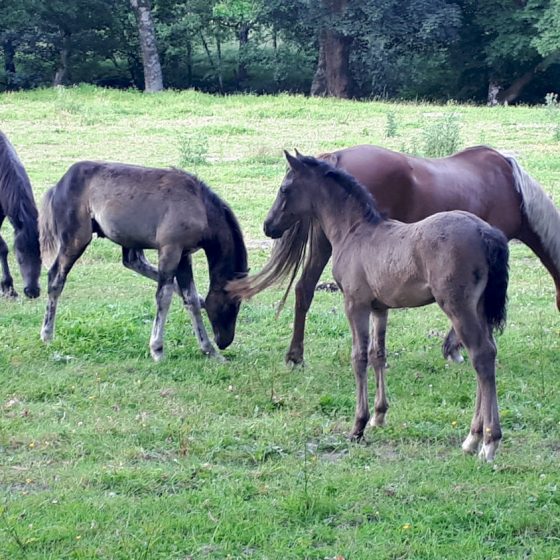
[310,33,327,96]
[237,23,250,87]
[186,41,193,87]
[310,0,351,98]
[130,0,163,93]
[53,32,70,87]
[2,37,16,90]
[494,54,559,105]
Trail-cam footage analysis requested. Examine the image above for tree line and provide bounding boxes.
[1,0,559,104]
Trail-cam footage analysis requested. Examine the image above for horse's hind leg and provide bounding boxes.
[41,238,91,342]
[449,312,501,461]
[287,224,332,365]
[442,327,464,363]
[149,246,182,362]
[122,248,200,302]
[367,309,389,428]
[175,252,221,359]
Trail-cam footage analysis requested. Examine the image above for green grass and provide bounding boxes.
[1,86,559,559]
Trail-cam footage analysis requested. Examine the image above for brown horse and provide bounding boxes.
[237,144,559,365]
[39,161,248,361]
[239,151,509,461]
[0,131,41,298]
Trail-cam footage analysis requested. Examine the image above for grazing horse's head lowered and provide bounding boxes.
[0,131,41,298]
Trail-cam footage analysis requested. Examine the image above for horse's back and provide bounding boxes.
[51,161,210,250]
[331,145,521,235]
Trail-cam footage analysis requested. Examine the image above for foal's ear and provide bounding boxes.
[284,150,305,172]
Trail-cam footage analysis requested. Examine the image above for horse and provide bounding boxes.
[39,161,248,361]
[0,131,41,298]
[235,144,560,365]
[234,150,509,461]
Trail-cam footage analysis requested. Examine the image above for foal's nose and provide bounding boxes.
[263,220,280,239]
[24,286,40,299]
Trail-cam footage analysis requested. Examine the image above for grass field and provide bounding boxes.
[1,86,559,559]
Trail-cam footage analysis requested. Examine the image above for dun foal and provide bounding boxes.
[233,151,509,461]
[40,161,248,360]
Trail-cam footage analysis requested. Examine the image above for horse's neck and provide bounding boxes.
[205,223,237,288]
[312,187,371,248]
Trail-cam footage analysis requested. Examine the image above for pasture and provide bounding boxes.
[1,86,559,559]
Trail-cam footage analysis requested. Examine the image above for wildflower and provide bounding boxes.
[402,523,412,530]
[28,442,35,448]
[451,420,458,428]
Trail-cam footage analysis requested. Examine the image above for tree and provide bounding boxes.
[311,0,352,98]
[130,0,164,92]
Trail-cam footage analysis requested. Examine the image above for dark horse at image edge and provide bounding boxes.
[233,151,509,461]
[0,131,41,298]
[39,161,248,360]
[236,144,560,365]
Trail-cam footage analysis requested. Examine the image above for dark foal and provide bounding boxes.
[39,161,248,361]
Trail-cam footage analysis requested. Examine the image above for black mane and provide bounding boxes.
[198,176,248,275]
[299,154,384,224]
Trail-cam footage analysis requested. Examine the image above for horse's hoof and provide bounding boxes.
[150,347,164,362]
[368,414,386,428]
[40,329,53,343]
[478,441,499,463]
[349,431,365,443]
[208,351,227,363]
[285,350,304,368]
[462,432,482,455]
[447,351,465,364]
[2,286,18,299]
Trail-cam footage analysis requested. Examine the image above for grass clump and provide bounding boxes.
[421,112,462,157]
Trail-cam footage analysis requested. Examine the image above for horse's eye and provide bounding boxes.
[280,186,289,195]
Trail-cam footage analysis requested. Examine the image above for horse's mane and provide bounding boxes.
[297,154,384,224]
[0,131,39,236]
[199,178,248,275]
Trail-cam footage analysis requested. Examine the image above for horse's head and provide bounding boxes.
[205,283,243,349]
[264,150,314,239]
[14,226,41,298]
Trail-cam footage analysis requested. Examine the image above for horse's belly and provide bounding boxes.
[382,280,434,308]
[93,215,159,249]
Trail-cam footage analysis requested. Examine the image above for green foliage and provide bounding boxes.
[178,131,209,167]
[421,112,462,157]
[544,92,560,141]
[385,110,398,137]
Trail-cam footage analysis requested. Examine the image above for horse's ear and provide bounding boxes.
[321,152,339,167]
[294,148,305,159]
[284,150,305,172]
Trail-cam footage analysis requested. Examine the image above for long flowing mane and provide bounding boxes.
[297,154,384,224]
[0,132,39,232]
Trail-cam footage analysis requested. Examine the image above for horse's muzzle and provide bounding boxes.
[24,286,40,299]
[263,221,282,239]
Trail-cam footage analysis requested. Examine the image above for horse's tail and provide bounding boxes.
[39,187,59,265]
[504,154,560,286]
[227,217,311,310]
[481,226,509,333]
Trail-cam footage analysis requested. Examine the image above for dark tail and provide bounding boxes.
[39,187,59,265]
[481,226,509,333]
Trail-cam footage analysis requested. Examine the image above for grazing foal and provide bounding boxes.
[233,151,509,461]
[40,161,248,360]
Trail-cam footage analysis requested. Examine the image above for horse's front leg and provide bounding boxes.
[175,253,222,360]
[149,247,182,362]
[345,298,371,440]
[286,223,332,366]
[368,309,389,427]
[0,229,17,298]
